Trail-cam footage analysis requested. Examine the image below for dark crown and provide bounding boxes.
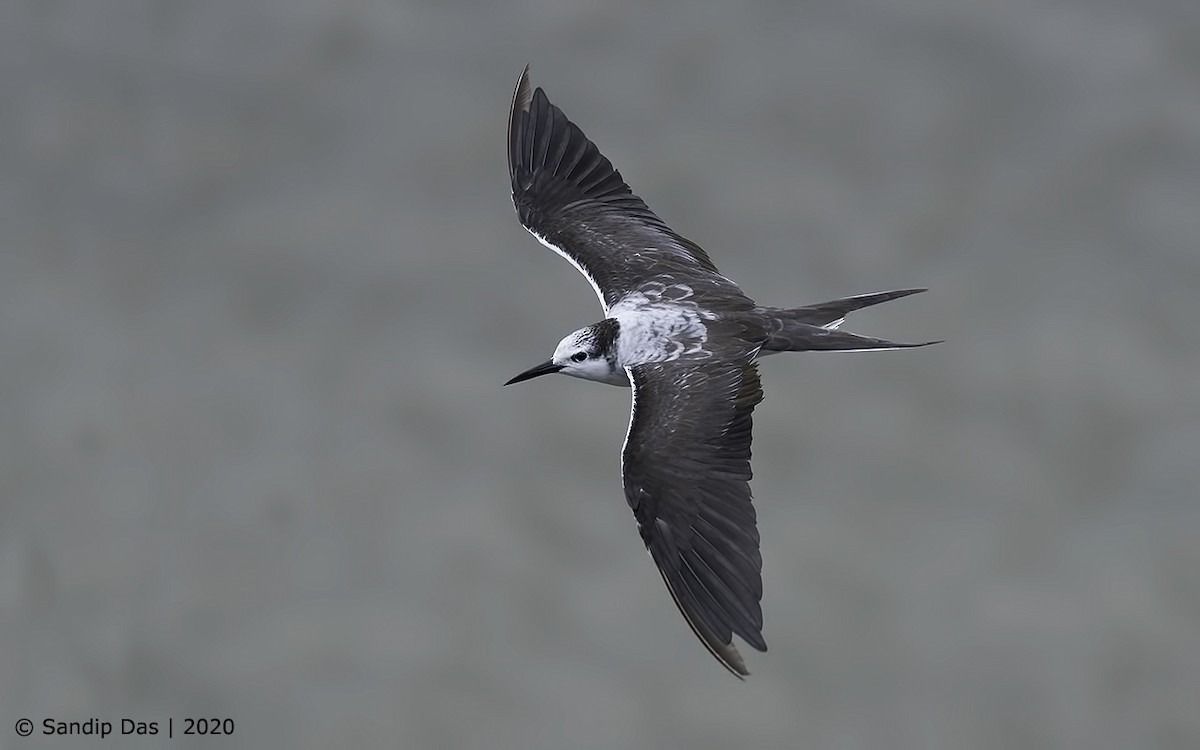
[589,318,621,352]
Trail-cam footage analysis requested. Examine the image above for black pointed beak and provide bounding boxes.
[504,360,564,386]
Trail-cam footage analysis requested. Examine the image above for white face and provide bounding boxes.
[551,329,629,386]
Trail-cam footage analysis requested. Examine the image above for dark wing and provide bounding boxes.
[508,66,737,311]
[622,356,767,677]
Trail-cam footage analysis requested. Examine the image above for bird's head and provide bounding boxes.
[505,318,628,387]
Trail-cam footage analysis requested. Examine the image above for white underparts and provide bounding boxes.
[610,287,712,367]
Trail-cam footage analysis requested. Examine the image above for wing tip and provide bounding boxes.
[657,569,760,679]
[512,64,532,116]
[508,65,534,177]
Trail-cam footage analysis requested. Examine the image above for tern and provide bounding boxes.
[504,67,937,677]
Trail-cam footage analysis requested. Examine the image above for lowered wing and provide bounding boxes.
[622,354,767,677]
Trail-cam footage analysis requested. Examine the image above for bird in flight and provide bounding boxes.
[504,66,937,677]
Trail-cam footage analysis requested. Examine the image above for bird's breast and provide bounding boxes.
[610,299,713,367]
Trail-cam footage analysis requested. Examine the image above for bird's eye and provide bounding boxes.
[570,352,588,363]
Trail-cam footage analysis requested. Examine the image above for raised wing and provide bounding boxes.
[622,356,767,677]
[508,66,736,311]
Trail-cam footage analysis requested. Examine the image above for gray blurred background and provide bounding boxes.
[2,1,1198,748]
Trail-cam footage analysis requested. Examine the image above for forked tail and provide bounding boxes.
[759,289,940,352]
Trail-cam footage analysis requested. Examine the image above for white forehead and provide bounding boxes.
[552,328,592,359]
